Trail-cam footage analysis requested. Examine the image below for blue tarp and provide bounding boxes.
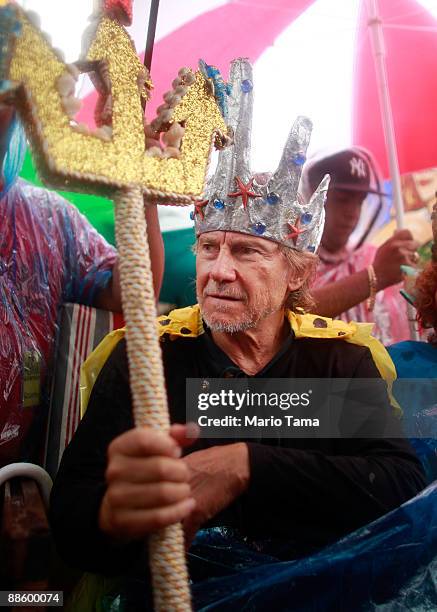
[190,481,437,611]
[101,476,436,611]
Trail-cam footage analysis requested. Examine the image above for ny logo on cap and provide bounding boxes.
[349,156,367,179]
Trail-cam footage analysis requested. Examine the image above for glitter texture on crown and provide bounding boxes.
[194,58,329,252]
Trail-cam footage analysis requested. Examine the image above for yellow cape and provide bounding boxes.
[80,305,399,417]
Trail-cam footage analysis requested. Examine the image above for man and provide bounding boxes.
[303,148,420,345]
[50,100,425,607]
[0,108,163,466]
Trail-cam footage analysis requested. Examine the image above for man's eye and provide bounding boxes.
[240,247,257,255]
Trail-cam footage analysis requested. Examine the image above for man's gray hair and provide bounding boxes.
[279,246,318,312]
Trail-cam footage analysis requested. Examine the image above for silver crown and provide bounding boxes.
[193,58,329,252]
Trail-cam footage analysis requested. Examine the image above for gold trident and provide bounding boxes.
[0,3,229,610]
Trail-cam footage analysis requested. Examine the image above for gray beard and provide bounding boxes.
[202,316,258,334]
[200,303,279,334]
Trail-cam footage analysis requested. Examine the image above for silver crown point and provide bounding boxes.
[195,59,327,253]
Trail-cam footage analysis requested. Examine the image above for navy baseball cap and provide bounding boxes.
[307,149,387,196]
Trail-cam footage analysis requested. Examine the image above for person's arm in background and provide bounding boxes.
[312,269,371,318]
[145,201,164,299]
[58,195,164,312]
[312,229,419,318]
[94,202,165,311]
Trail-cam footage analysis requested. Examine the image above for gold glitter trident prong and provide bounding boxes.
[5,5,228,202]
[0,3,232,611]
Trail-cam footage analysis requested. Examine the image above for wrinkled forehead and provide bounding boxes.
[197,230,281,252]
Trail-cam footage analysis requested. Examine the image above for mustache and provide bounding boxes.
[202,281,248,301]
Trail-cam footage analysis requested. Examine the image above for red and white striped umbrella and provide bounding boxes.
[22,0,437,175]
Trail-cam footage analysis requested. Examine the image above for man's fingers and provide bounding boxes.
[398,246,419,262]
[392,229,414,241]
[170,423,200,449]
[108,426,181,459]
[106,455,190,484]
[106,498,196,537]
[393,239,419,252]
[105,481,191,510]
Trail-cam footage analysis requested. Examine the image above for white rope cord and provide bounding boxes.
[114,187,192,611]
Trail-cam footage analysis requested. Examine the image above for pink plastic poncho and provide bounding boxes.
[0,178,116,466]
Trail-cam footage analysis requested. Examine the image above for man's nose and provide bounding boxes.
[209,248,237,283]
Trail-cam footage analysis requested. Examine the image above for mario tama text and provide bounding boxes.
[185,378,408,439]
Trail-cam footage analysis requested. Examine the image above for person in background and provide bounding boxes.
[387,199,437,372]
[387,201,437,483]
[0,107,163,467]
[302,147,420,345]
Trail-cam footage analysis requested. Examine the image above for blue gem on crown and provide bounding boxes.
[252,222,266,235]
[301,212,313,225]
[213,199,225,210]
[265,192,280,205]
[292,152,306,166]
[241,79,253,93]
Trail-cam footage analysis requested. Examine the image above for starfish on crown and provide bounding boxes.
[228,176,260,210]
[192,175,262,220]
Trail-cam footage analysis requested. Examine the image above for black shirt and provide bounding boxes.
[50,327,426,575]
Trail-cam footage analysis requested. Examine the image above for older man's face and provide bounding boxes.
[196,231,292,332]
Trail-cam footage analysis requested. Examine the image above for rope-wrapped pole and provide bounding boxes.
[114,186,192,611]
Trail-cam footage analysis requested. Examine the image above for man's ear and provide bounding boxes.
[287,276,304,293]
[286,264,314,293]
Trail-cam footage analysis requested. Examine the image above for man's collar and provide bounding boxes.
[200,325,295,378]
[156,304,360,342]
